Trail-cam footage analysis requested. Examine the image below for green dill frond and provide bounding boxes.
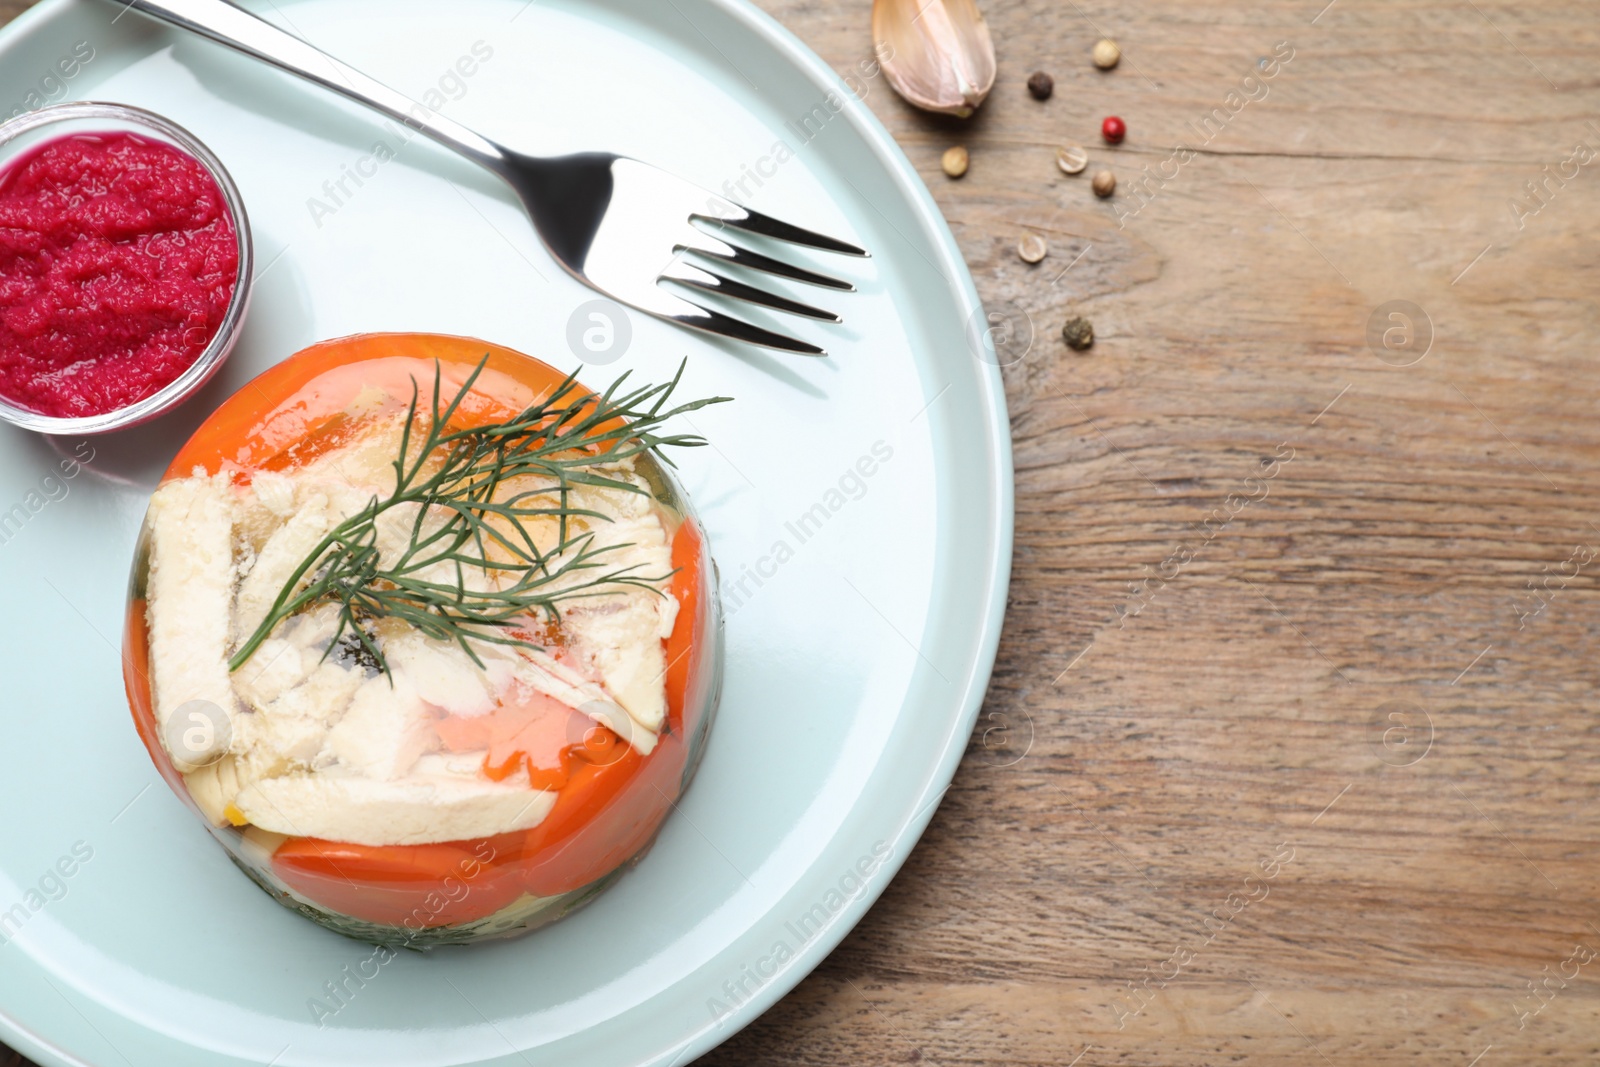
[227,356,729,674]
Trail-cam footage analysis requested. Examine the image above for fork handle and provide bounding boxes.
[114,0,510,173]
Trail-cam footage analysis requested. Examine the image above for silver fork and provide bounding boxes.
[112,0,868,355]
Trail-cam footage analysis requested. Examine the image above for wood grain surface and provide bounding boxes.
[5,1,1600,1065]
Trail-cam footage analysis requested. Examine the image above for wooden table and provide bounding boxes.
[6,1,1600,1064]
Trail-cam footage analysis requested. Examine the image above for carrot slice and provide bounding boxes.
[166,333,629,481]
[271,838,523,929]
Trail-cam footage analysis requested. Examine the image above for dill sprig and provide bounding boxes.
[227,355,729,675]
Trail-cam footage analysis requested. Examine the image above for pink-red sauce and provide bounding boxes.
[0,131,239,418]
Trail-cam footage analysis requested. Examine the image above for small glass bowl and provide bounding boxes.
[0,101,253,435]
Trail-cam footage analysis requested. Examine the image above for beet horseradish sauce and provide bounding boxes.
[0,130,240,418]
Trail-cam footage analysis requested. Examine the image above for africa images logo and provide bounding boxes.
[706,841,892,1023]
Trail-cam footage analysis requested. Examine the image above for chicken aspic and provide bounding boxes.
[124,334,723,944]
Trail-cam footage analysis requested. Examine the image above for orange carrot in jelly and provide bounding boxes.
[167,333,627,481]
[578,723,620,764]
[271,838,524,929]
[123,597,192,806]
[664,515,704,733]
[508,516,708,897]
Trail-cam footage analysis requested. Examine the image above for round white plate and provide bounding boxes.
[0,1,1011,1064]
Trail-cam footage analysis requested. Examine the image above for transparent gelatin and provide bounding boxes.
[122,333,723,946]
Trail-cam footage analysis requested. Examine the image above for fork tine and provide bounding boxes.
[661,261,842,323]
[679,234,857,292]
[693,207,869,257]
[649,287,826,355]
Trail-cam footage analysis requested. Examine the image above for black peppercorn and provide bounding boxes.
[1027,72,1054,101]
[1062,316,1094,351]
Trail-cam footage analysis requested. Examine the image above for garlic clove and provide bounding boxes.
[873,0,997,119]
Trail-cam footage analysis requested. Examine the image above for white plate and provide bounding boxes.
[0,1,1012,1064]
